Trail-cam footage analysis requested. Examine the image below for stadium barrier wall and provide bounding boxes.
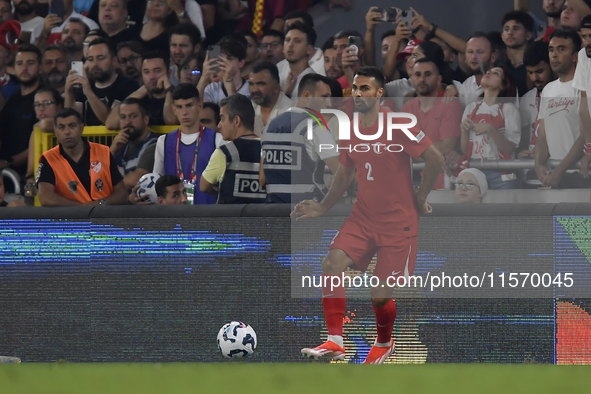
[1,204,590,364]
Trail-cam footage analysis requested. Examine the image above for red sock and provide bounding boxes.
[373,299,397,344]
[322,274,346,336]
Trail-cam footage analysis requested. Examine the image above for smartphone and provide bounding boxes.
[348,36,363,56]
[208,45,221,72]
[52,0,64,19]
[400,9,414,26]
[71,61,83,76]
[536,22,548,34]
[372,7,400,22]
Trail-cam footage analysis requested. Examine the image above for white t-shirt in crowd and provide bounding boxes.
[153,130,225,176]
[276,47,326,79]
[538,78,581,161]
[204,80,250,105]
[572,47,591,112]
[519,87,540,148]
[461,100,521,160]
[308,47,326,76]
[384,78,414,114]
[454,75,484,109]
[20,16,45,42]
[254,92,294,136]
[279,66,315,99]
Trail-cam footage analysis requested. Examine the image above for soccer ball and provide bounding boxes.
[217,321,257,358]
[136,173,161,204]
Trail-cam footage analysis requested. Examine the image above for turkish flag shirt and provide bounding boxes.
[339,107,432,237]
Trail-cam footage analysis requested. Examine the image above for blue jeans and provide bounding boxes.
[482,170,522,190]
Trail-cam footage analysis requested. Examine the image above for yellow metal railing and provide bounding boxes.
[33,125,180,206]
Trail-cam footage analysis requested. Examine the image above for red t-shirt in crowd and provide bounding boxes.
[339,107,432,237]
[401,95,462,189]
[401,96,462,144]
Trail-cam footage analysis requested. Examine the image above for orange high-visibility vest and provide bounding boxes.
[42,142,113,203]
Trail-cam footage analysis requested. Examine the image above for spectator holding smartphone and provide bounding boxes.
[32,0,99,50]
[199,36,251,105]
[382,13,412,81]
[334,29,364,96]
[364,6,399,67]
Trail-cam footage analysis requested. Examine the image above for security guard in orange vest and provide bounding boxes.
[36,108,129,206]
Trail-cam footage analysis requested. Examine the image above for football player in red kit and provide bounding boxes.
[291,66,444,364]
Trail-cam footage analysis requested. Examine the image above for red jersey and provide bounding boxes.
[339,107,432,236]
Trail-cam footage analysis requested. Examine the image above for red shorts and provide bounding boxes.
[329,218,417,281]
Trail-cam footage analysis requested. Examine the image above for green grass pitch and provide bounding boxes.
[1,363,590,394]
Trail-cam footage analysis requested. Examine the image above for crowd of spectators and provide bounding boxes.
[1,0,591,208]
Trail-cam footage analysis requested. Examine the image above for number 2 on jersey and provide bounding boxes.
[365,162,374,181]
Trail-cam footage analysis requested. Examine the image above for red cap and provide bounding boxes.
[396,39,422,61]
[0,21,21,52]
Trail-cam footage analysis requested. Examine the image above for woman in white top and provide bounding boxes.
[459,63,522,189]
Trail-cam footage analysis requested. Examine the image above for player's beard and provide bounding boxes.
[354,97,377,113]
[586,44,591,58]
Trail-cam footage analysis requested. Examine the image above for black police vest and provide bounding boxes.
[261,110,319,203]
[218,138,266,204]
